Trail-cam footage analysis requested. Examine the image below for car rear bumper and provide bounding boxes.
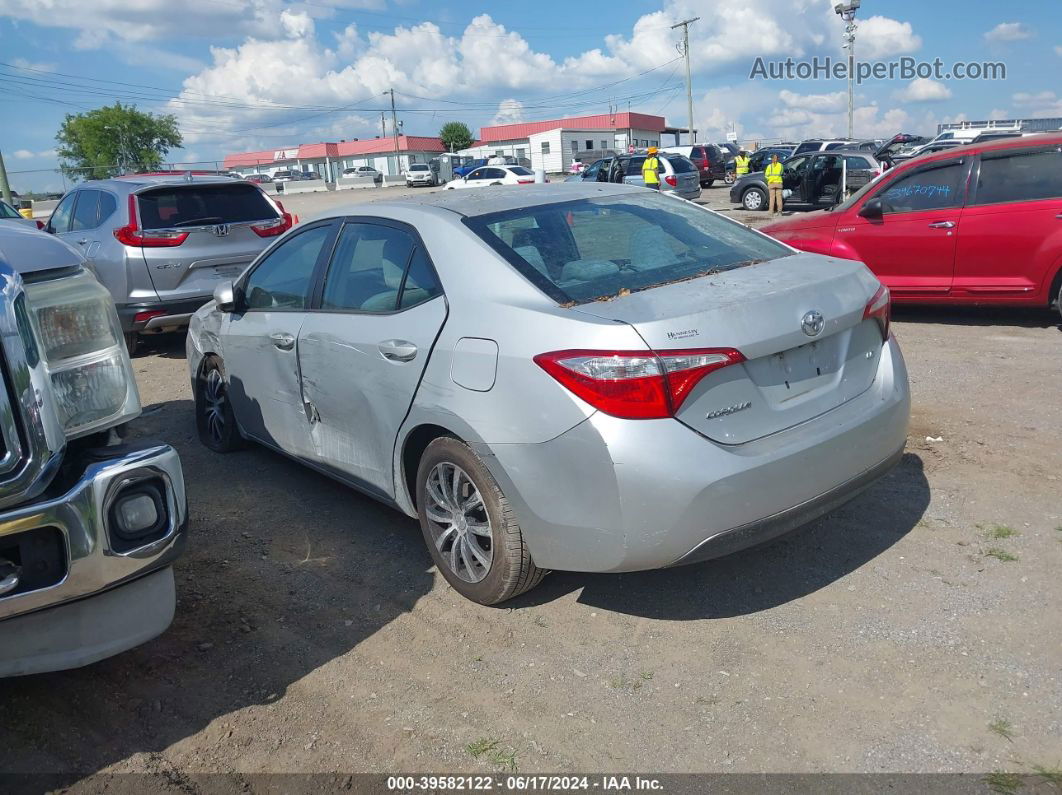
[479,336,910,573]
[117,297,213,333]
[0,441,188,676]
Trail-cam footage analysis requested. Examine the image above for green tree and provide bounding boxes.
[56,102,182,180]
[439,121,474,153]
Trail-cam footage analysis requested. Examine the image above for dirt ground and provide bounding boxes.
[1,184,1060,786]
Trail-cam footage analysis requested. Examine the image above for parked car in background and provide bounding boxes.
[566,152,701,200]
[724,147,795,185]
[661,144,726,187]
[187,182,908,604]
[342,166,383,185]
[874,133,927,171]
[887,139,963,166]
[302,171,323,181]
[454,158,489,178]
[0,199,43,230]
[271,170,301,183]
[405,163,436,187]
[45,175,295,354]
[717,142,740,158]
[791,138,878,156]
[446,165,537,189]
[760,133,1062,319]
[0,224,187,676]
[244,173,274,185]
[730,150,881,211]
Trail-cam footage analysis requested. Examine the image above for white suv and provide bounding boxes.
[405,164,436,187]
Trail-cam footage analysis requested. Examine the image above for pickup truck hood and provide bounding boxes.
[0,224,83,275]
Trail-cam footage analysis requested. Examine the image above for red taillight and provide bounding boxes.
[133,309,167,325]
[863,284,891,341]
[664,175,677,187]
[251,215,292,238]
[113,194,188,247]
[533,348,746,420]
[517,178,534,184]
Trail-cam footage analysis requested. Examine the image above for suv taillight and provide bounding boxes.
[863,284,891,341]
[664,174,678,187]
[534,348,746,419]
[113,194,188,247]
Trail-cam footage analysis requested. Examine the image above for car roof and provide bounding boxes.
[78,174,250,192]
[898,130,1062,170]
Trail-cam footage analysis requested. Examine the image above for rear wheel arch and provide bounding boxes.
[401,424,460,510]
[1049,265,1062,315]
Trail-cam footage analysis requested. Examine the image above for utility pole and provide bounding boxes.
[671,17,699,146]
[0,149,12,205]
[835,1,861,139]
[388,88,400,175]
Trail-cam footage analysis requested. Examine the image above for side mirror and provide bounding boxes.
[858,197,884,220]
[213,280,237,312]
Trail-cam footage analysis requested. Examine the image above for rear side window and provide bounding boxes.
[877,162,965,213]
[468,193,791,305]
[972,149,1062,205]
[138,184,276,229]
[666,156,696,173]
[690,147,704,160]
[98,192,117,222]
[321,223,414,312]
[70,190,100,231]
[509,166,533,176]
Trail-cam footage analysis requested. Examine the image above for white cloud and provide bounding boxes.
[1055,45,1062,57]
[988,108,1010,120]
[12,149,35,160]
[10,57,56,72]
[895,78,952,103]
[1012,90,1062,116]
[779,89,847,114]
[856,17,922,59]
[984,22,1033,44]
[491,99,525,126]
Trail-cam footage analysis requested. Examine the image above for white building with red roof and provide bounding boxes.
[223,136,446,180]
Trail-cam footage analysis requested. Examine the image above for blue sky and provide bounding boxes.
[1,0,1060,191]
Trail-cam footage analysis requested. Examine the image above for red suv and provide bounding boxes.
[760,134,1062,319]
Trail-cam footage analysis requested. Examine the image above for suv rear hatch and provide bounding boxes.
[573,253,886,444]
[125,182,287,302]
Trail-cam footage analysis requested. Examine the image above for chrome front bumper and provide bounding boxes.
[0,441,187,676]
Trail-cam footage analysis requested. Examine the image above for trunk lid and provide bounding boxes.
[573,252,884,444]
[134,183,281,301]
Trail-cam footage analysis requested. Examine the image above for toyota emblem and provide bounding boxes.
[801,310,825,337]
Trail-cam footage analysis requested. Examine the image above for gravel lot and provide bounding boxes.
[1,183,1060,785]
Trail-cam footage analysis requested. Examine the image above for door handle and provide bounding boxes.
[269,332,295,351]
[928,221,955,229]
[378,339,418,362]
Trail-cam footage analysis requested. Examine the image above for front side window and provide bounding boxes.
[47,193,77,234]
[877,162,965,213]
[783,155,809,174]
[243,224,331,310]
[468,193,791,305]
[972,149,1062,205]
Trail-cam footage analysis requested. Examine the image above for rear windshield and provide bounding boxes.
[509,166,533,176]
[465,193,792,305]
[137,184,277,229]
[665,155,696,173]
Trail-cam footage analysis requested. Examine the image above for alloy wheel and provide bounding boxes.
[743,190,764,210]
[202,368,227,445]
[424,461,493,583]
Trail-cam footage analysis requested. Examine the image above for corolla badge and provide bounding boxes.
[801,310,825,337]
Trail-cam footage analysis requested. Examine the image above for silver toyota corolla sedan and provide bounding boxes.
[187,183,910,604]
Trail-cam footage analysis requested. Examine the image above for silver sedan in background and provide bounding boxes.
[186,183,910,604]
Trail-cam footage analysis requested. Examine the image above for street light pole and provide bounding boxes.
[0,149,13,205]
[835,1,861,139]
[671,17,699,146]
[388,88,400,175]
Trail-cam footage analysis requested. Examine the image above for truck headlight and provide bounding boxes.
[23,269,140,438]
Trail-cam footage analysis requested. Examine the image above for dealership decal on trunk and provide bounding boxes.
[706,400,752,420]
[666,329,699,340]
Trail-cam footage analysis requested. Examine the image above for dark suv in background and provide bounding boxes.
[661,144,727,187]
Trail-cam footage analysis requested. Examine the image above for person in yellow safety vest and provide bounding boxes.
[734,150,751,177]
[765,153,785,215]
[642,146,661,190]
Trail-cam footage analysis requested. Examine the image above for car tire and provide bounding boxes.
[195,356,244,453]
[416,436,546,605]
[702,179,715,188]
[724,170,736,185]
[1056,278,1062,323]
[123,332,138,357]
[742,187,767,211]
